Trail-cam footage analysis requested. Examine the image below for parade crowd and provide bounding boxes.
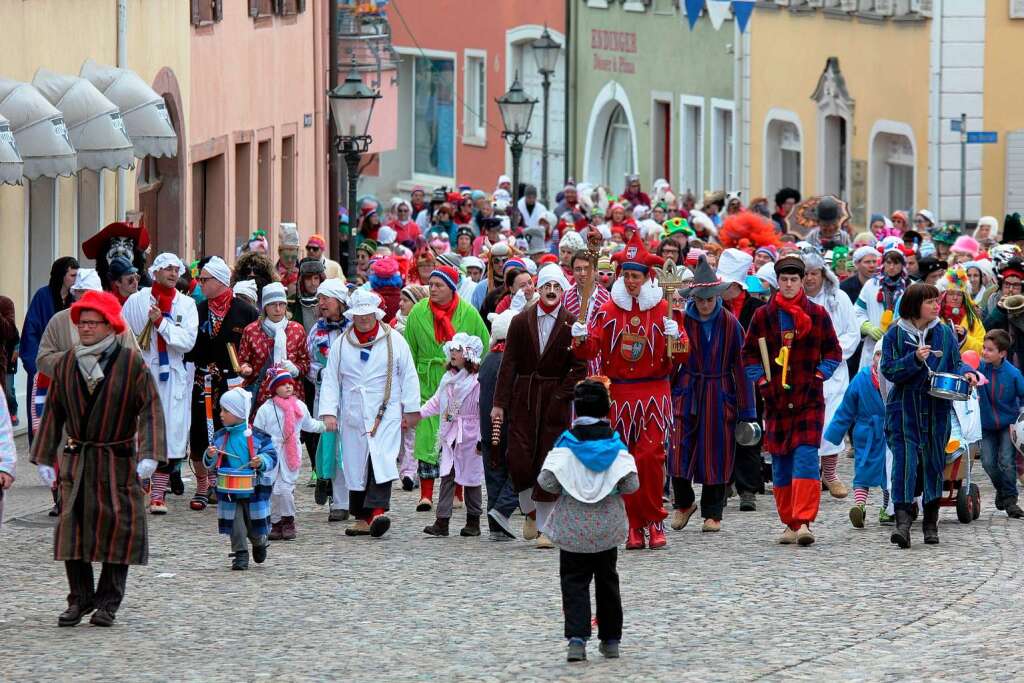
[4,174,1024,662]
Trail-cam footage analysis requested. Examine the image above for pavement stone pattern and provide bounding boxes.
[3,434,1024,682]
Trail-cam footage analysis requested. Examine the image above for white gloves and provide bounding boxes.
[282,360,300,377]
[136,459,158,480]
[37,464,56,486]
[510,289,528,313]
[663,317,680,339]
[571,322,588,338]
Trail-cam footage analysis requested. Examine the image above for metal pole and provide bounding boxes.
[328,1,339,265]
[116,0,127,221]
[541,72,551,208]
[511,138,523,228]
[960,112,967,232]
[344,143,361,281]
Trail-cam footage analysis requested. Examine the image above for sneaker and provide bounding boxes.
[599,640,620,659]
[567,638,587,662]
[739,492,756,512]
[878,508,894,526]
[849,503,866,529]
[149,499,168,515]
[778,526,798,544]
[670,505,697,531]
[487,509,516,539]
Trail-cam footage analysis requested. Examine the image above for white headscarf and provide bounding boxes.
[149,252,186,279]
[204,256,232,286]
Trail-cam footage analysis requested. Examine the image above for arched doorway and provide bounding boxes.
[583,81,638,188]
[136,68,186,258]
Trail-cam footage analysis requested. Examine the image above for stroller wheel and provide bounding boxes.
[970,483,981,521]
[956,485,972,524]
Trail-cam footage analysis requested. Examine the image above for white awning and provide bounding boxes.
[80,60,177,159]
[0,113,24,185]
[32,68,134,172]
[0,78,77,179]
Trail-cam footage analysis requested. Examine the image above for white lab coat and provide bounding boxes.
[254,399,324,496]
[853,278,900,369]
[122,288,198,459]
[811,284,861,456]
[318,326,421,492]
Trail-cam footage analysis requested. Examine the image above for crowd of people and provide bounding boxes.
[4,174,1024,661]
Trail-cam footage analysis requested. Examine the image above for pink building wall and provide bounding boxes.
[388,0,565,191]
[189,1,328,262]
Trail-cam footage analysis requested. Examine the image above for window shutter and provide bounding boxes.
[213,0,223,21]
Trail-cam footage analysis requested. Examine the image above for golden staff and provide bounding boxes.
[653,258,686,358]
[137,319,154,351]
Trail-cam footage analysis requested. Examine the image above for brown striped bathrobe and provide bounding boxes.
[30,344,166,565]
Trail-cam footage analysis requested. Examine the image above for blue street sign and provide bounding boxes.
[951,119,962,132]
[967,131,998,144]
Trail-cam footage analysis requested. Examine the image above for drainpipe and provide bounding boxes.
[564,0,573,182]
[929,0,942,216]
[732,21,743,196]
[117,0,127,220]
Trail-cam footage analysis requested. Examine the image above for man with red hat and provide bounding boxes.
[404,264,489,511]
[31,290,166,627]
[81,221,152,290]
[305,234,344,280]
[571,235,689,550]
[741,254,842,546]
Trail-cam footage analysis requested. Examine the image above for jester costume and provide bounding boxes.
[574,236,688,548]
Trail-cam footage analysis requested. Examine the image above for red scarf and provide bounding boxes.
[207,288,234,319]
[151,281,177,342]
[774,289,812,339]
[727,290,747,320]
[354,321,380,344]
[429,294,460,343]
[538,297,560,314]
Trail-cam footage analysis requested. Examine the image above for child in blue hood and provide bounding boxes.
[538,379,639,663]
[978,329,1024,518]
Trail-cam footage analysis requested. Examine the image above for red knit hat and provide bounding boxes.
[537,253,558,266]
[70,290,127,334]
[611,234,663,276]
[371,256,400,279]
[429,265,461,291]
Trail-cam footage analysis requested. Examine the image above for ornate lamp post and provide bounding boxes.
[328,62,380,280]
[531,26,560,207]
[495,76,536,226]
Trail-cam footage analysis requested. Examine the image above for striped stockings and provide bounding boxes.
[853,487,891,508]
[821,454,839,483]
[150,472,170,502]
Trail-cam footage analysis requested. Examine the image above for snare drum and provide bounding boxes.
[928,372,970,401]
[217,467,256,497]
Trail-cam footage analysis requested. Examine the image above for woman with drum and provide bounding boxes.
[881,283,980,548]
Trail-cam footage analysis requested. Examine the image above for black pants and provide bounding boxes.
[560,548,622,641]
[733,443,767,495]
[301,378,319,469]
[348,458,392,519]
[672,478,727,520]
[64,560,128,613]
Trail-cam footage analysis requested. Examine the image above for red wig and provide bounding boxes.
[718,212,781,251]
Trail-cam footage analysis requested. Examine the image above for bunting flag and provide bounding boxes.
[733,0,755,33]
[707,0,732,30]
[683,0,704,29]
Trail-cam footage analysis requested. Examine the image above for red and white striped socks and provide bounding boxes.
[854,487,869,505]
[821,455,839,483]
[150,471,170,502]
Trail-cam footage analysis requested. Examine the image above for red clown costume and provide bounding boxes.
[573,235,688,550]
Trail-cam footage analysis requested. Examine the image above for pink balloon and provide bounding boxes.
[962,350,980,370]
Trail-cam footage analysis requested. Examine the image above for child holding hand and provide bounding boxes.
[977,329,1024,518]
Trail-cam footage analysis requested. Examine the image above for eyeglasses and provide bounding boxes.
[307,246,322,252]
[76,319,109,329]
[197,276,215,284]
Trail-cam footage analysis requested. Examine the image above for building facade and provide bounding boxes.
[570,0,736,198]
[365,0,566,203]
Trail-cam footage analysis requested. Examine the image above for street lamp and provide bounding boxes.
[531,26,560,208]
[328,61,381,280]
[495,75,537,226]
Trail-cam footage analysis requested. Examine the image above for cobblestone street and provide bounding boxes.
[3,436,1024,682]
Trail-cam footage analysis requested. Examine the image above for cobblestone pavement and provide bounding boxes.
[3,435,1024,682]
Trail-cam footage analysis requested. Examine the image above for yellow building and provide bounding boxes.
[0,0,190,311]
[982,5,1024,220]
[746,2,932,228]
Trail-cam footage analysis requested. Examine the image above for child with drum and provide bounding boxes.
[881,283,980,549]
[205,387,278,570]
[977,329,1024,518]
[254,367,325,541]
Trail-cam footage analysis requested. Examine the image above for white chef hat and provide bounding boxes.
[149,252,186,279]
[343,288,384,320]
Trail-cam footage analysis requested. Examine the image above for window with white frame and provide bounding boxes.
[680,99,703,195]
[765,117,802,199]
[463,52,486,144]
[870,131,914,215]
[602,105,634,188]
[712,103,734,191]
[413,56,456,178]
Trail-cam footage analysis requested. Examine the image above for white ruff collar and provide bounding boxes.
[610,277,662,312]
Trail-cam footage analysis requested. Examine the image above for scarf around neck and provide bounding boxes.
[262,316,290,366]
[773,289,812,339]
[555,429,626,472]
[207,288,234,325]
[151,283,177,381]
[75,334,117,390]
[429,294,460,343]
[272,394,304,472]
[875,272,908,310]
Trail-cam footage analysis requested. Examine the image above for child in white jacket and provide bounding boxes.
[0,399,15,528]
[254,367,324,540]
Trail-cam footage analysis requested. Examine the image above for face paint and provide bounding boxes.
[106,236,135,263]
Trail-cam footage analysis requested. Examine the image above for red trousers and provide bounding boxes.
[621,415,668,528]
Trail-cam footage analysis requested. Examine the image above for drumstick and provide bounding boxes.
[757,337,772,382]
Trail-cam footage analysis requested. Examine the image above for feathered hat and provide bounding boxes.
[718,212,781,252]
